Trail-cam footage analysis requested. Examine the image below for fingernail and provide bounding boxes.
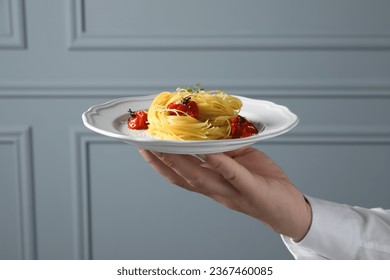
[195,154,207,161]
[151,151,163,158]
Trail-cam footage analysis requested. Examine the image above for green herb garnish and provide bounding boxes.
[176,84,204,94]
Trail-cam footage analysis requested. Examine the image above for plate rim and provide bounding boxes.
[82,94,299,148]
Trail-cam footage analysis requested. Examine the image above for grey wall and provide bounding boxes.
[1,0,390,260]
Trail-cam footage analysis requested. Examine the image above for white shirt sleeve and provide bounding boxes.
[281,196,390,259]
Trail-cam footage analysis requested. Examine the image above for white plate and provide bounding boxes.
[82,95,299,154]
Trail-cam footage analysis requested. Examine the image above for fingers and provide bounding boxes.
[139,149,193,190]
[139,147,261,196]
[139,149,238,197]
[231,147,289,180]
[203,149,266,193]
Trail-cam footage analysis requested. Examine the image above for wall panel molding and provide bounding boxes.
[0,0,26,49]
[0,126,36,259]
[260,126,390,145]
[70,125,390,258]
[70,128,117,259]
[67,0,390,50]
[1,80,390,98]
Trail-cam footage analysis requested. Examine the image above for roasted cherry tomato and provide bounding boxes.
[229,115,259,138]
[166,96,199,118]
[127,109,149,130]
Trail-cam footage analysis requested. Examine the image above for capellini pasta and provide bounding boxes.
[147,88,242,140]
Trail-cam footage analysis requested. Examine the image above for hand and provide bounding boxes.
[139,146,312,241]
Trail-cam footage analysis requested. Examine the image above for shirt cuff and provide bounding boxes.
[282,196,361,260]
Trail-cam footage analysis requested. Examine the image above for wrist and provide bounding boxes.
[291,196,312,242]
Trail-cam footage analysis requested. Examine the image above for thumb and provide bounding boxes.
[202,152,257,192]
